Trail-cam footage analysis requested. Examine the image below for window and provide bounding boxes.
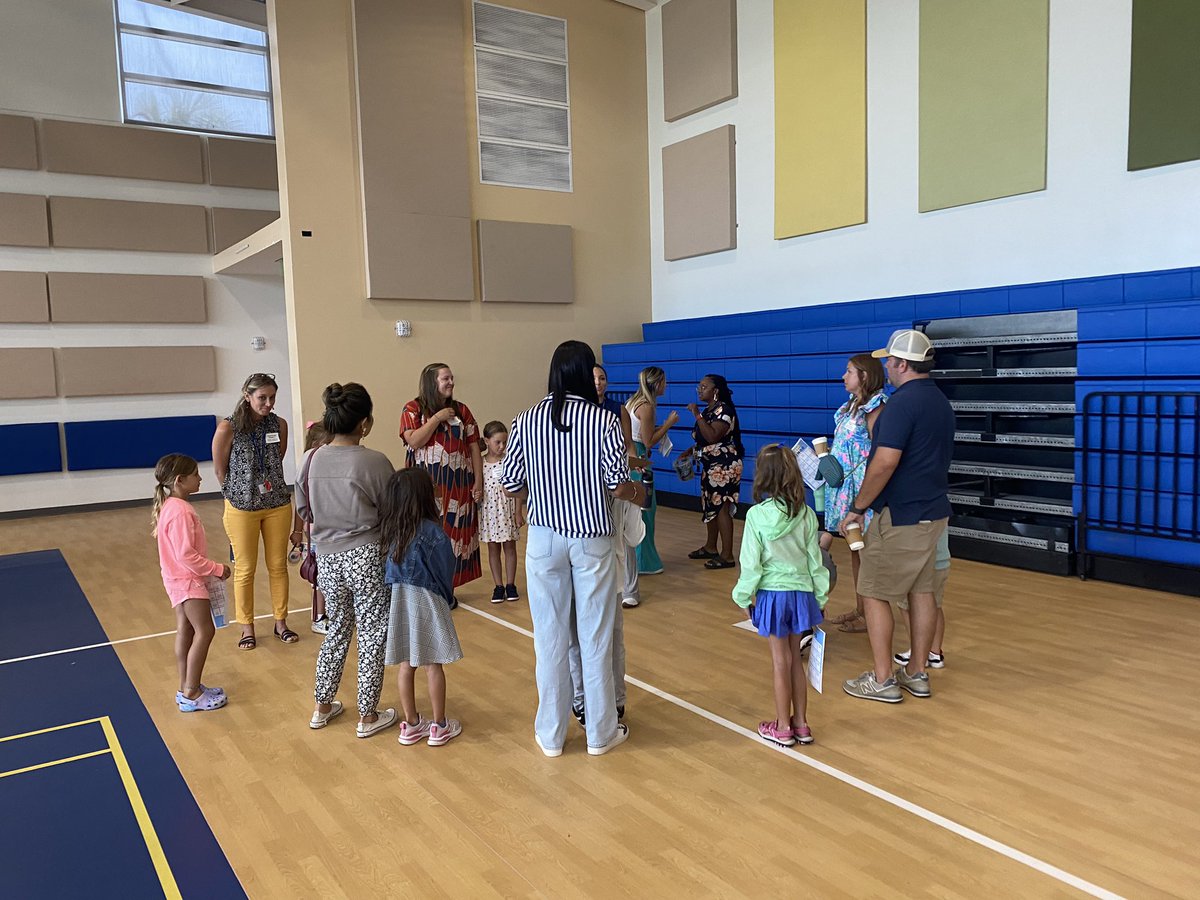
[473,2,571,192]
[114,0,273,138]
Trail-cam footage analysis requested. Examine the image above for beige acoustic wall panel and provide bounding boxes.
[211,207,280,252]
[478,220,574,304]
[0,348,57,399]
[0,271,49,322]
[662,0,738,122]
[207,137,278,190]
[662,125,736,261]
[56,346,216,397]
[0,114,39,170]
[0,193,49,247]
[48,273,206,323]
[49,196,210,253]
[41,119,204,183]
[352,0,474,300]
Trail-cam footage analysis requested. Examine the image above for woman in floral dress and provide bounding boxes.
[821,354,887,632]
[400,363,483,601]
[685,374,744,569]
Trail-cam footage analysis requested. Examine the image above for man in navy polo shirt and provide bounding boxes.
[839,329,955,703]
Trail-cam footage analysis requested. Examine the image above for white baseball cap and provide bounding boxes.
[872,329,934,362]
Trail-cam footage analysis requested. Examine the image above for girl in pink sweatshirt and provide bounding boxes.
[153,453,231,712]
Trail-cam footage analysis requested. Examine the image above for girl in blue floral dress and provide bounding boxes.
[820,355,887,632]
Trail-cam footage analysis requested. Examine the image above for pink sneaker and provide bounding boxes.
[758,720,796,747]
[428,718,462,747]
[398,715,433,745]
[793,723,814,745]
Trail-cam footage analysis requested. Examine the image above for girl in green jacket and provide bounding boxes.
[732,444,830,747]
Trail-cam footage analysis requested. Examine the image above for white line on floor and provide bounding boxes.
[458,602,1122,900]
[3,596,1124,897]
[0,607,314,667]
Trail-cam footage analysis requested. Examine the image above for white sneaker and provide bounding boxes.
[621,595,640,608]
[587,723,629,756]
[535,733,562,758]
[428,718,462,747]
[311,616,329,635]
[356,708,397,738]
[309,700,344,729]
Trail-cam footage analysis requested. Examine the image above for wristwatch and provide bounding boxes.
[849,505,866,516]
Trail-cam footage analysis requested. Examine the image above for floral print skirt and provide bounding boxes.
[699,447,743,523]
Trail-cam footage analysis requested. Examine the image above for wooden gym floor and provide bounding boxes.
[1,499,1197,898]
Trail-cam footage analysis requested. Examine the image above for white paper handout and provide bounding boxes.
[791,438,825,491]
[807,627,825,693]
[205,576,228,628]
[659,433,673,457]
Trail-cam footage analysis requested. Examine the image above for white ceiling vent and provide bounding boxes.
[473,2,571,192]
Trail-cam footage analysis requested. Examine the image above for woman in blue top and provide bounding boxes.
[820,354,887,633]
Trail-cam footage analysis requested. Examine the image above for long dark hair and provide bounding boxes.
[548,340,598,432]
[379,468,440,564]
[705,373,744,457]
[416,362,462,421]
[231,373,278,434]
[322,382,373,436]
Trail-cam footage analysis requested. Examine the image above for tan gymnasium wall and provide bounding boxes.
[268,0,651,468]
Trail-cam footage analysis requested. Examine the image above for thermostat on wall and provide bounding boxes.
[395,320,412,337]
[250,336,266,350]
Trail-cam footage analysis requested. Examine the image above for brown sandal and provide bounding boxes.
[827,609,863,626]
[838,615,868,634]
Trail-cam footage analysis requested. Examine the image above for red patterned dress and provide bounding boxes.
[400,400,482,588]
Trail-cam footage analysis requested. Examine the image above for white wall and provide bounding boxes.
[0,0,123,122]
[646,0,1200,322]
[0,3,286,513]
[0,164,286,513]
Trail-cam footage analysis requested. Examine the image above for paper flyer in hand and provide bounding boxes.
[791,438,825,491]
[807,627,825,694]
[206,576,228,628]
[659,433,673,457]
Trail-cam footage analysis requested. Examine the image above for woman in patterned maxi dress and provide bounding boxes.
[400,364,483,599]
[820,354,887,633]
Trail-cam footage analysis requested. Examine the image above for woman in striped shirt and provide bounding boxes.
[501,341,645,758]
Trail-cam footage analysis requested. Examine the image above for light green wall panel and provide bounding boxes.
[1128,0,1200,171]
[919,0,1049,213]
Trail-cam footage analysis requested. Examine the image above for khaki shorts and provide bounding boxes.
[856,508,948,605]
[897,565,948,610]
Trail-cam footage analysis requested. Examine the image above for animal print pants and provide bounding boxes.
[314,541,389,719]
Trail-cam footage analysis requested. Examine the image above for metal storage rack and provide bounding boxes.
[923,311,1078,575]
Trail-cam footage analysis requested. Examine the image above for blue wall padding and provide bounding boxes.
[0,423,62,476]
[65,415,217,471]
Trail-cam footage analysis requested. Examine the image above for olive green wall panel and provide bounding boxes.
[1128,0,1200,171]
[918,0,1049,213]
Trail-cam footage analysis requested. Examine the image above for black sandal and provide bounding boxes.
[688,547,719,560]
[274,626,299,644]
[704,557,735,570]
[238,634,256,651]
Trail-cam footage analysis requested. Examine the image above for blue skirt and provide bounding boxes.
[751,590,823,638]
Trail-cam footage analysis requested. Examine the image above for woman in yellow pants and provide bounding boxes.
[212,373,297,649]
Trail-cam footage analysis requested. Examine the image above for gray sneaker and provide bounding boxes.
[893,666,932,698]
[843,670,903,703]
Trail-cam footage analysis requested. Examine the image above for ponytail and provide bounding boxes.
[151,453,199,535]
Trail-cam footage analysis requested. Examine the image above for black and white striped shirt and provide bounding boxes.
[501,393,628,538]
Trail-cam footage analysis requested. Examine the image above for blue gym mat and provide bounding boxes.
[0,549,245,899]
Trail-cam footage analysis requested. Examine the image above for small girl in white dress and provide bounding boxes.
[479,420,522,603]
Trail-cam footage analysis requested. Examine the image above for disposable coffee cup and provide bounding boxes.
[845,522,865,551]
[812,436,829,457]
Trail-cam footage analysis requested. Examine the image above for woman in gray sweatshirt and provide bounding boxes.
[295,382,397,738]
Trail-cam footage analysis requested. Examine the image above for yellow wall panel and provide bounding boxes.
[774,0,866,239]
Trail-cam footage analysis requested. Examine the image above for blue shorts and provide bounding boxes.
[750,590,823,638]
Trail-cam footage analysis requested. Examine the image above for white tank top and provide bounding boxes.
[629,401,648,444]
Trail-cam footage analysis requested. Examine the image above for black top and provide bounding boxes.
[866,378,955,526]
